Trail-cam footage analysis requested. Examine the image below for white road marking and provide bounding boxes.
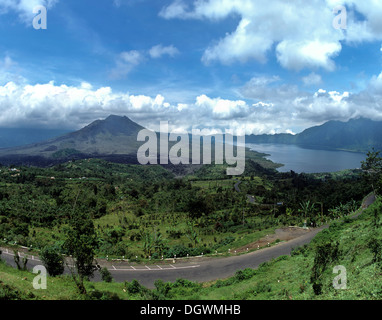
[1,249,41,262]
[110,264,200,271]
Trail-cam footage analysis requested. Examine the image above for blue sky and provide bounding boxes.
[1,0,382,135]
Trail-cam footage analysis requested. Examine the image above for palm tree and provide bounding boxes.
[299,200,315,226]
[142,232,154,257]
[329,207,340,219]
[153,232,167,256]
[186,222,200,248]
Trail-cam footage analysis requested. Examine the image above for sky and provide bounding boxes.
[0,0,382,135]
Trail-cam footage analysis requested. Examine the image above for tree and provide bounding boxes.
[299,200,315,225]
[361,148,382,194]
[153,231,167,256]
[186,222,200,247]
[63,211,98,294]
[40,245,64,277]
[310,241,340,295]
[142,232,154,257]
[13,250,28,271]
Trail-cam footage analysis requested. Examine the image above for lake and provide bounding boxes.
[247,143,366,173]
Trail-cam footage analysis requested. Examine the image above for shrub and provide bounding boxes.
[125,279,143,294]
[310,241,341,295]
[152,279,172,300]
[40,245,65,277]
[254,281,272,294]
[368,237,382,266]
[172,278,200,288]
[165,245,190,258]
[291,246,304,256]
[88,289,120,300]
[235,268,256,281]
[100,267,113,283]
[0,281,35,300]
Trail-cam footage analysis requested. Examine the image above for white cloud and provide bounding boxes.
[159,0,189,19]
[276,40,341,71]
[0,0,58,25]
[119,50,143,65]
[160,0,382,71]
[302,73,323,86]
[110,45,179,79]
[240,75,299,103]
[149,44,179,59]
[109,50,144,79]
[202,18,272,65]
[0,55,26,85]
[1,68,382,134]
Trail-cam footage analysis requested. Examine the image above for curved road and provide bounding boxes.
[0,193,376,289]
[234,180,257,204]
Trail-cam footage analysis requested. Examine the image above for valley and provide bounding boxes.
[0,115,381,301]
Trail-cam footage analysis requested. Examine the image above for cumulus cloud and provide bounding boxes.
[0,80,174,129]
[1,68,382,134]
[160,0,382,71]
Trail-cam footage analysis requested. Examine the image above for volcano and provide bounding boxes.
[0,115,146,166]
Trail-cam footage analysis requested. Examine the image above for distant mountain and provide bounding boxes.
[246,118,382,152]
[1,115,381,167]
[0,115,145,166]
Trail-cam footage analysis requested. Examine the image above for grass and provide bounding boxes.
[0,261,81,300]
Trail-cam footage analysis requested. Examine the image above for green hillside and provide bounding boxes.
[0,150,380,301]
[1,195,381,300]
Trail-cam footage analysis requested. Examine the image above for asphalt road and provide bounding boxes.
[0,193,376,289]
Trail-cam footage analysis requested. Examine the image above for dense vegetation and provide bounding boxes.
[0,155,371,262]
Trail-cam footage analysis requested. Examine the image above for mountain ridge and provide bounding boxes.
[0,115,146,166]
[0,115,381,167]
[246,117,382,153]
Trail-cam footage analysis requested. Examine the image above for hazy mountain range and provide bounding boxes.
[0,116,380,166]
[247,118,382,153]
